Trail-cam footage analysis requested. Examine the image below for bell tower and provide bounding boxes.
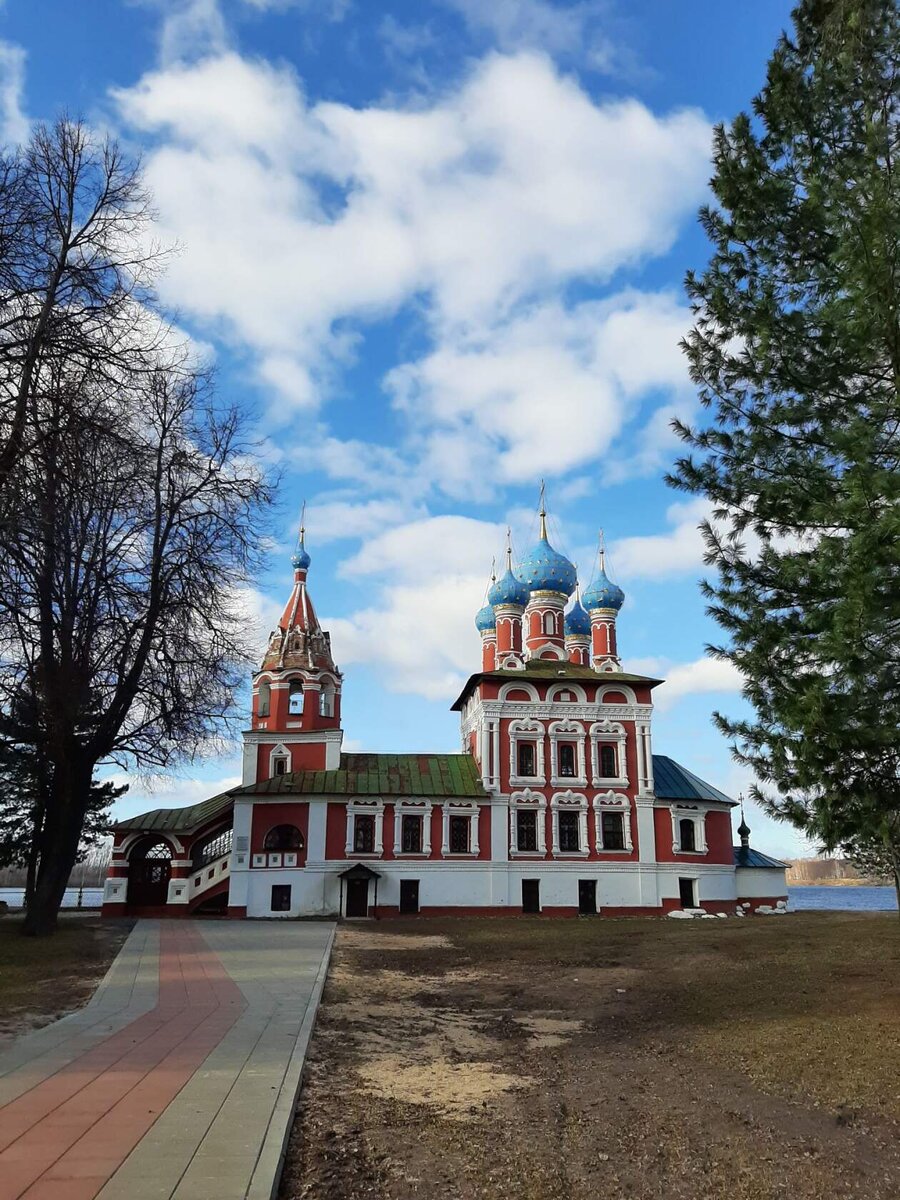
[242,522,343,784]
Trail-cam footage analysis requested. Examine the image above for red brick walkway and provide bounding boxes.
[0,924,245,1200]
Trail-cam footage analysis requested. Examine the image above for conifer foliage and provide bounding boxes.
[671,0,900,908]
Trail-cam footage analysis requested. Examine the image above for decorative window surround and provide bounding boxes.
[589,721,629,788]
[550,791,589,857]
[508,718,546,786]
[509,789,547,855]
[593,790,634,852]
[549,719,588,786]
[441,801,480,857]
[393,800,433,857]
[268,743,291,777]
[346,798,385,857]
[670,805,708,855]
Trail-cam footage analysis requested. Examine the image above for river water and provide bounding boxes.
[0,885,896,913]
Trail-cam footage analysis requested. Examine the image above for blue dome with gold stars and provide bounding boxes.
[515,535,577,598]
[292,545,311,571]
[475,603,496,632]
[582,565,624,611]
[564,596,591,636]
[489,567,529,608]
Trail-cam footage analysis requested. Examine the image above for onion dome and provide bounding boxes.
[475,603,496,632]
[292,516,310,571]
[564,596,591,637]
[489,567,529,608]
[582,558,624,611]
[514,491,577,597]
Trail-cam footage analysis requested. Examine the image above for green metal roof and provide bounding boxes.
[234,752,488,798]
[114,789,234,833]
[652,755,736,806]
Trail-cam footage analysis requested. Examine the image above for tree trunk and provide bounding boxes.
[22,761,90,936]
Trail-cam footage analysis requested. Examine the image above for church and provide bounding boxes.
[102,501,787,919]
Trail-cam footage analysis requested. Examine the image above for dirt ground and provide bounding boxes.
[0,912,133,1048]
[281,913,900,1200]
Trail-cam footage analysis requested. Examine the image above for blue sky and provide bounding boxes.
[0,0,813,857]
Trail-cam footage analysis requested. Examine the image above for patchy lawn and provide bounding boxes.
[0,913,133,1047]
[282,913,900,1200]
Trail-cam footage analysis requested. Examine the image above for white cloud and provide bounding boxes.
[648,656,744,711]
[0,41,29,146]
[610,497,712,580]
[387,290,692,493]
[442,0,618,72]
[339,514,503,579]
[305,497,423,543]
[113,51,710,436]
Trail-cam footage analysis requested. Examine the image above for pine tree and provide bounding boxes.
[669,0,900,914]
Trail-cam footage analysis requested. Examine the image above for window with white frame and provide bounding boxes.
[589,721,628,786]
[257,678,271,717]
[509,789,546,855]
[550,792,589,856]
[593,792,633,852]
[394,802,432,856]
[269,743,290,777]
[509,719,546,785]
[288,680,304,715]
[550,720,587,785]
[346,800,384,856]
[441,803,480,856]
[670,806,708,854]
[543,611,555,635]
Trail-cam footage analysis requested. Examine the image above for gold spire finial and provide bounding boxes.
[490,555,497,583]
[505,526,513,572]
[598,528,605,572]
[538,480,548,540]
[298,499,307,548]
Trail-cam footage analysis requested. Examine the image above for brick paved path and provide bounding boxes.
[0,920,334,1200]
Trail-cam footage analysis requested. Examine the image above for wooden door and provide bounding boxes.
[522,878,540,914]
[127,856,171,907]
[578,879,596,915]
[678,877,696,909]
[345,877,369,917]
[399,879,419,914]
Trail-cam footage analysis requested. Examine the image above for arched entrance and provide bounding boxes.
[126,837,173,908]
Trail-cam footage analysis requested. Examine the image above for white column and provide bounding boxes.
[307,798,328,862]
[228,799,254,909]
[241,739,257,786]
[470,808,480,855]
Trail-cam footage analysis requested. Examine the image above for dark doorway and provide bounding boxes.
[399,879,420,914]
[126,839,172,908]
[678,877,696,909]
[578,879,597,915]
[346,877,369,917]
[522,878,540,914]
[271,884,291,912]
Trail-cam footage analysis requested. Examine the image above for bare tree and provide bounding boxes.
[0,118,163,497]
[0,344,272,937]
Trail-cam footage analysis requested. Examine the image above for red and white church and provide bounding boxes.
[103,504,787,920]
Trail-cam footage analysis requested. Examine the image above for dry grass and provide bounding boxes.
[282,912,900,1200]
[0,913,133,1046]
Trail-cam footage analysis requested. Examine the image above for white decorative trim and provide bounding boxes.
[670,805,708,855]
[546,683,587,704]
[509,788,547,855]
[550,790,589,857]
[592,790,633,852]
[498,681,540,703]
[508,717,546,786]
[589,720,628,787]
[441,801,481,857]
[268,743,291,776]
[346,798,385,856]
[549,719,588,786]
[393,800,434,856]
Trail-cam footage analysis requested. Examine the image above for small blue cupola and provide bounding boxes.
[564,594,591,636]
[582,538,624,611]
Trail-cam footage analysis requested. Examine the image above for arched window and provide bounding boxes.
[599,744,617,778]
[132,838,172,860]
[264,825,304,852]
[544,612,555,635]
[257,679,271,717]
[288,680,304,715]
[192,827,233,868]
[679,818,696,852]
[558,744,576,778]
[319,680,335,717]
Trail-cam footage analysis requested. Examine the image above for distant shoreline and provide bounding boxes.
[788,880,890,888]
